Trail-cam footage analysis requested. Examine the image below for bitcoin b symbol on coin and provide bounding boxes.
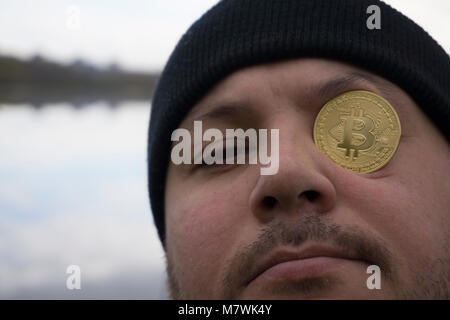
[337,107,375,159]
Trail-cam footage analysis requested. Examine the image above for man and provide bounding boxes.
[148,0,450,299]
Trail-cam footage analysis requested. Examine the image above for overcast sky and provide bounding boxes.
[0,0,448,72]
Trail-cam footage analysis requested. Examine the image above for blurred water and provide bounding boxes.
[0,101,167,299]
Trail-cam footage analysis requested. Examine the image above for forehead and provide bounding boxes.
[201,59,367,99]
[182,58,403,125]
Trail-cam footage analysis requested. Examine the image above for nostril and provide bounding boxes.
[302,190,320,202]
[261,196,277,210]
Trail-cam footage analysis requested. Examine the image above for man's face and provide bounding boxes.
[164,58,450,299]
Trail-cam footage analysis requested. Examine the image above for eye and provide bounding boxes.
[197,143,250,169]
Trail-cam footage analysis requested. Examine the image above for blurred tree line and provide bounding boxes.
[0,55,159,107]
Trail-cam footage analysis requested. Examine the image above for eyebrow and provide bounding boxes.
[190,71,388,124]
[317,72,386,98]
[195,104,245,121]
[189,103,250,125]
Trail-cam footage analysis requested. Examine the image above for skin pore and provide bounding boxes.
[164,58,450,299]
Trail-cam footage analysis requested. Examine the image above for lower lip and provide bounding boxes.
[252,257,364,283]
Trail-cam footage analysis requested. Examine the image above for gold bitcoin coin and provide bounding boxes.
[313,90,401,174]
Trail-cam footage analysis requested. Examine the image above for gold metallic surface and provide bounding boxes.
[313,90,401,174]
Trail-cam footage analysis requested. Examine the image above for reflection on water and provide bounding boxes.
[0,101,167,299]
[0,55,158,108]
[0,83,154,108]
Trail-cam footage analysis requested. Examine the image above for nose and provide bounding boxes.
[249,128,337,223]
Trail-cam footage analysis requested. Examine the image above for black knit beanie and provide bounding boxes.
[148,0,450,246]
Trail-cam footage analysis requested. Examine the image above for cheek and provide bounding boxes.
[340,169,447,281]
[171,190,239,249]
[378,139,450,250]
[359,180,428,235]
[343,133,449,251]
[165,176,252,296]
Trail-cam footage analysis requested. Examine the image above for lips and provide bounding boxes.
[246,244,371,285]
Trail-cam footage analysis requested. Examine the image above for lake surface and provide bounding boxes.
[0,101,167,299]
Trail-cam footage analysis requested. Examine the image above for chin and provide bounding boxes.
[238,278,392,300]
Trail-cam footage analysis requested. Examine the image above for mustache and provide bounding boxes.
[220,214,394,299]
